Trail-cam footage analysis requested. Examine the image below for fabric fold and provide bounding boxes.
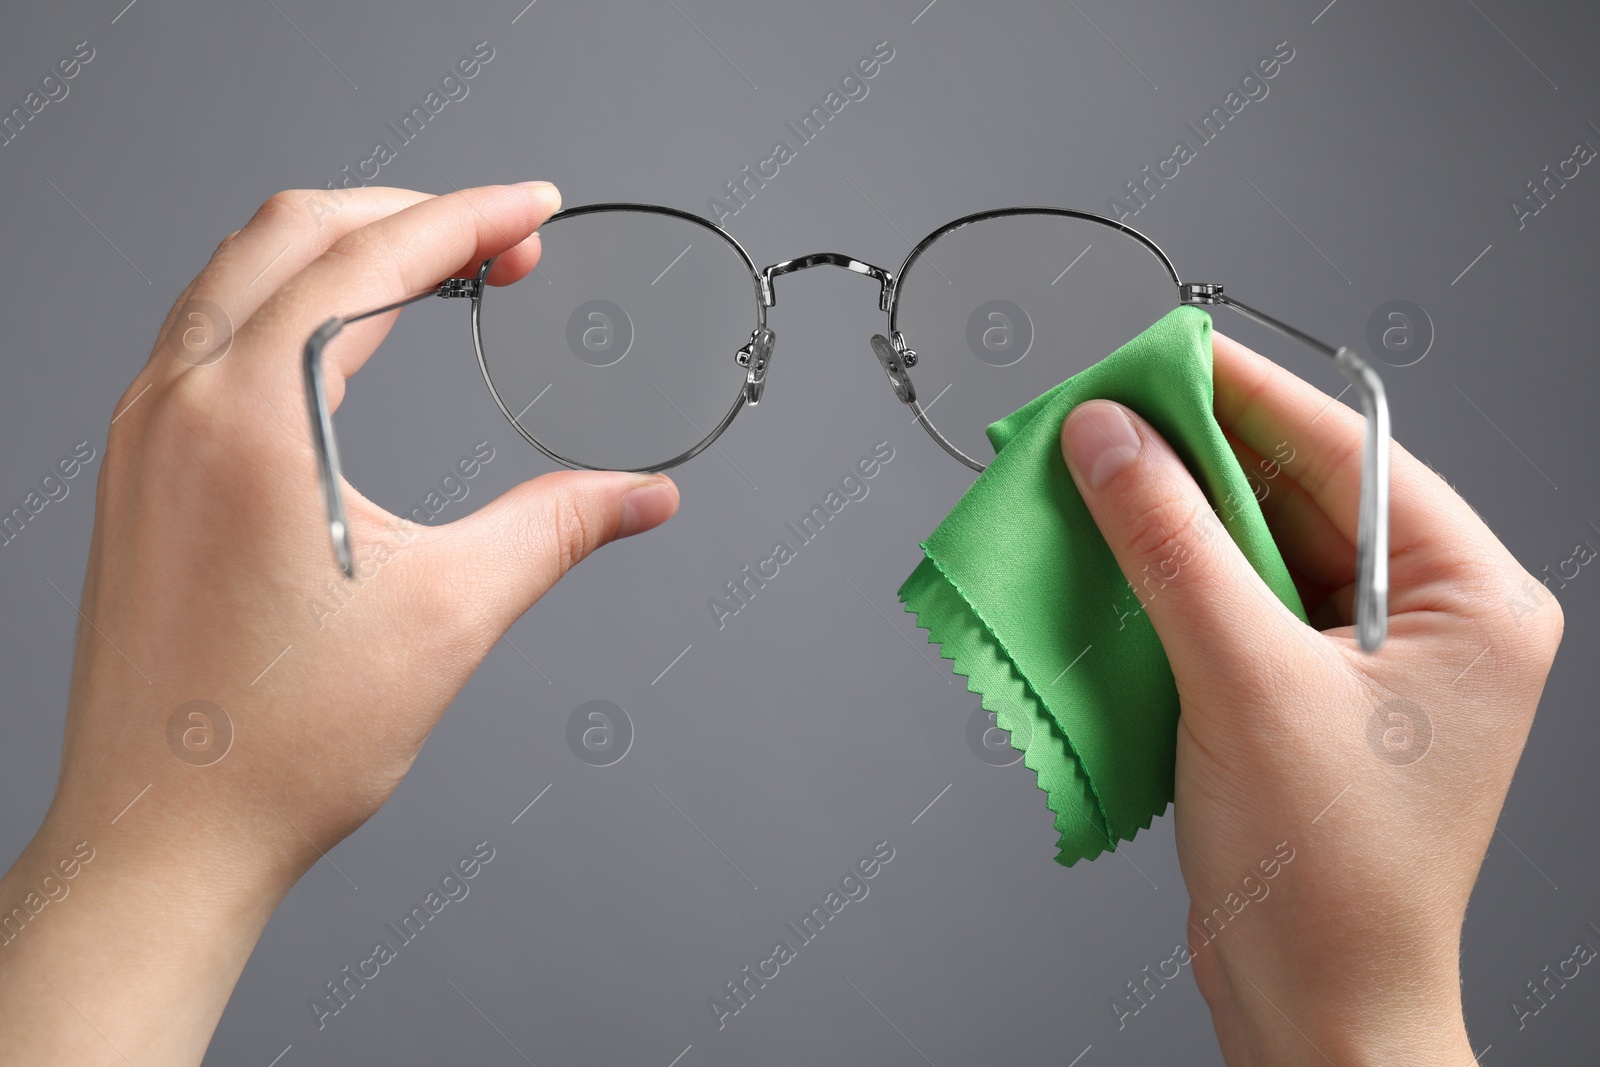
[898,306,1307,866]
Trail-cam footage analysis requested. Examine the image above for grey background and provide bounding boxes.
[2,0,1597,1064]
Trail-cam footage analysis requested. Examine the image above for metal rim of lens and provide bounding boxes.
[471,203,769,473]
[887,207,1186,472]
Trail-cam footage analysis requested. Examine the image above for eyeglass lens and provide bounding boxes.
[477,208,759,472]
[894,213,1180,463]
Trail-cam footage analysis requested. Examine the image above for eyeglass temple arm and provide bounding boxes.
[1183,284,1390,652]
[302,287,452,578]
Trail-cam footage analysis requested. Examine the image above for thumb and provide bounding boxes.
[432,469,679,630]
[1060,399,1303,687]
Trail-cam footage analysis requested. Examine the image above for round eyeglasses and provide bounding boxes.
[304,203,1390,650]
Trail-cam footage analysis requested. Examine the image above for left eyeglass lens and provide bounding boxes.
[892,212,1181,466]
[477,208,759,471]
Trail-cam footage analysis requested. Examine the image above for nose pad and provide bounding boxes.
[737,326,777,405]
[870,333,917,404]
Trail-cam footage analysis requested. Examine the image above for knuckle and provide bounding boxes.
[1539,595,1567,657]
[133,377,246,483]
[540,486,602,579]
[1472,560,1566,668]
[108,373,155,430]
[1122,486,1206,570]
[151,375,225,439]
[251,190,318,233]
[1512,579,1565,660]
[212,229,243,258]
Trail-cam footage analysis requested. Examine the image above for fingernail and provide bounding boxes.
[1063,401,1143,489]
[514,180,554,188]
[618,477,678,538]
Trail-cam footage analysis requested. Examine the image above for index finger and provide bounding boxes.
[238,181,561,384]
[1210,329,1485,560]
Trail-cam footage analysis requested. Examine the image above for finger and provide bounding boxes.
[141,186,545,395]
[235,182,560,386]
[147,188,533,380]
[1061,399,1311,685]
[192,188,544,322]
[479,234,545,287]
[429,470,679,633]
[1223,432,1361,630]
[196,189,436,319]
[1220,430,1355,592]
[1210,330,1489,560]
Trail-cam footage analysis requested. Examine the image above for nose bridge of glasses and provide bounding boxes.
[759,253,896,312]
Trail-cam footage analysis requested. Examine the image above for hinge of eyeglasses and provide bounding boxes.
[435,278,482,299]
[1180,282,1224,305]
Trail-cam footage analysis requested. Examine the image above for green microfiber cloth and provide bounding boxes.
[898,306,1307,866]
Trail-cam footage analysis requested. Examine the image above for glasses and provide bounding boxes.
[303,203,1391,651]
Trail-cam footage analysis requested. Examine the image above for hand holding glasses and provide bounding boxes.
[303,203,1390,650]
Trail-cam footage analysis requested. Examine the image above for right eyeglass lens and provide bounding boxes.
[476,208,759,472]
[893,212,1180,465]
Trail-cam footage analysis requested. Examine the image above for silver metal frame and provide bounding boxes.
[302,203,1390,650]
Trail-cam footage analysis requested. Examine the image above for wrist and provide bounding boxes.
[0,802,287,1065]
[51,702,340,901]
[1206,944,1476,1067]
